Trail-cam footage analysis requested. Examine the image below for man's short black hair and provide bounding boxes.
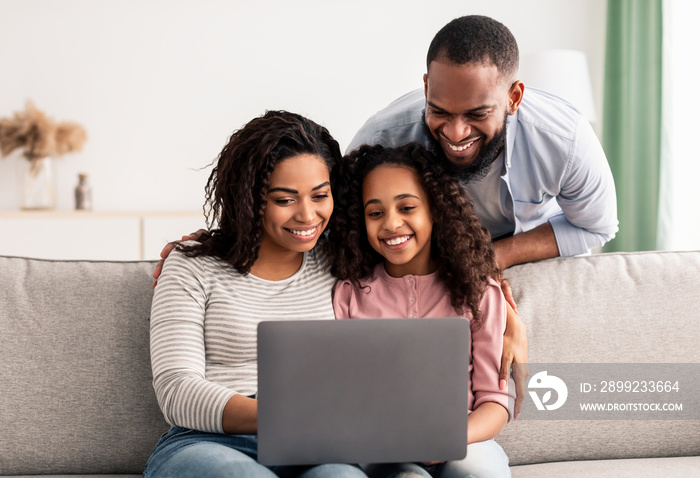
[426,15,519,81]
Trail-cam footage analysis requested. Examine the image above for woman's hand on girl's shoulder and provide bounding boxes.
[499,302,529,420]
[499,278,517,313]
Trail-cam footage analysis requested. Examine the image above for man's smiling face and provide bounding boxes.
[423,60,521,180]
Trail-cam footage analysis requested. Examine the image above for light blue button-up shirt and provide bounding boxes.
[347,87,618,257]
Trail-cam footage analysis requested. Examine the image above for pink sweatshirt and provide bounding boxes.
[333,263,514,419]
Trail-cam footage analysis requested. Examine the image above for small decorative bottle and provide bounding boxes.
[74,173,92,210]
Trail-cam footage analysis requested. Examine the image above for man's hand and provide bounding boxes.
[499,301,529,420]
[152,229,210,287]
[492,222,559,270]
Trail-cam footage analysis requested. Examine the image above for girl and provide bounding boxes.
[329,143,513,478]
[145,111,367,478]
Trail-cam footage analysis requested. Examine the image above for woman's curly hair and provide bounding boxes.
[180,110,341,274]
[327,143,500,324]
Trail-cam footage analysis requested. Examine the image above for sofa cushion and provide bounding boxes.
[511,455,700,477]
[498,251,700,466]
[0,256,168,476]
[1,251,699,474]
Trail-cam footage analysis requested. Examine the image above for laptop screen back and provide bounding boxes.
[257,318,470,466]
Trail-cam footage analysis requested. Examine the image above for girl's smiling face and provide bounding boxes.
[261,153,333,255]
[362,164,436,277]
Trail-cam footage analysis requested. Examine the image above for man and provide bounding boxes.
[156,15,617,417]
[348,15,618,270]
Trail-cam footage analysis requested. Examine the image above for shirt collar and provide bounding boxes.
[375,262,438,284]
[505,111,517,169]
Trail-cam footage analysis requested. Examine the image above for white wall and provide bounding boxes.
[0,0,607,212]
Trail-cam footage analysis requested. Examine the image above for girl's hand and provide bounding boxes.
[466,402,508,443]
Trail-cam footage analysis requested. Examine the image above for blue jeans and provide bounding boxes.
[143,427,368,478]
[362,440,510,478]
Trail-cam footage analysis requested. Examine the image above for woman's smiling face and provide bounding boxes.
[261,153,333,254]
[362,164,436,277]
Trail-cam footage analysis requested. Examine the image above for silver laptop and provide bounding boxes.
[257,317,470,466]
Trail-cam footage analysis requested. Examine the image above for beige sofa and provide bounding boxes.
[1,250,699,477]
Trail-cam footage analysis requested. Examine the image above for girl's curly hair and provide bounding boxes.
[327,143,500,324]
[180,110,341,274]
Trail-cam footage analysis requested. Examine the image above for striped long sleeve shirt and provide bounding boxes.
[150,245,336,433]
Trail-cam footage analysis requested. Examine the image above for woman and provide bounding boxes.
[144,110,367,478]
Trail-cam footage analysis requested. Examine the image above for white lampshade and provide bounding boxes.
[519,49,597,123]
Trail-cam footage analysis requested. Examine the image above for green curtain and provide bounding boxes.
[602,0,663,252]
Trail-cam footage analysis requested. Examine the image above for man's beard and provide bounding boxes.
[422,110,508,183]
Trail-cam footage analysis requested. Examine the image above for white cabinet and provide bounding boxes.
[0,211,205,260]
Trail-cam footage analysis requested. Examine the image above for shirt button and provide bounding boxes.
[406,277,414,284]
[410,314,417,318]
[410,296,416,303]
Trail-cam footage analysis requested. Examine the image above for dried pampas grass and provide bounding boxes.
[0,101,87,174]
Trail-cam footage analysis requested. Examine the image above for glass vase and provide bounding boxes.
[22,157,56,210]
